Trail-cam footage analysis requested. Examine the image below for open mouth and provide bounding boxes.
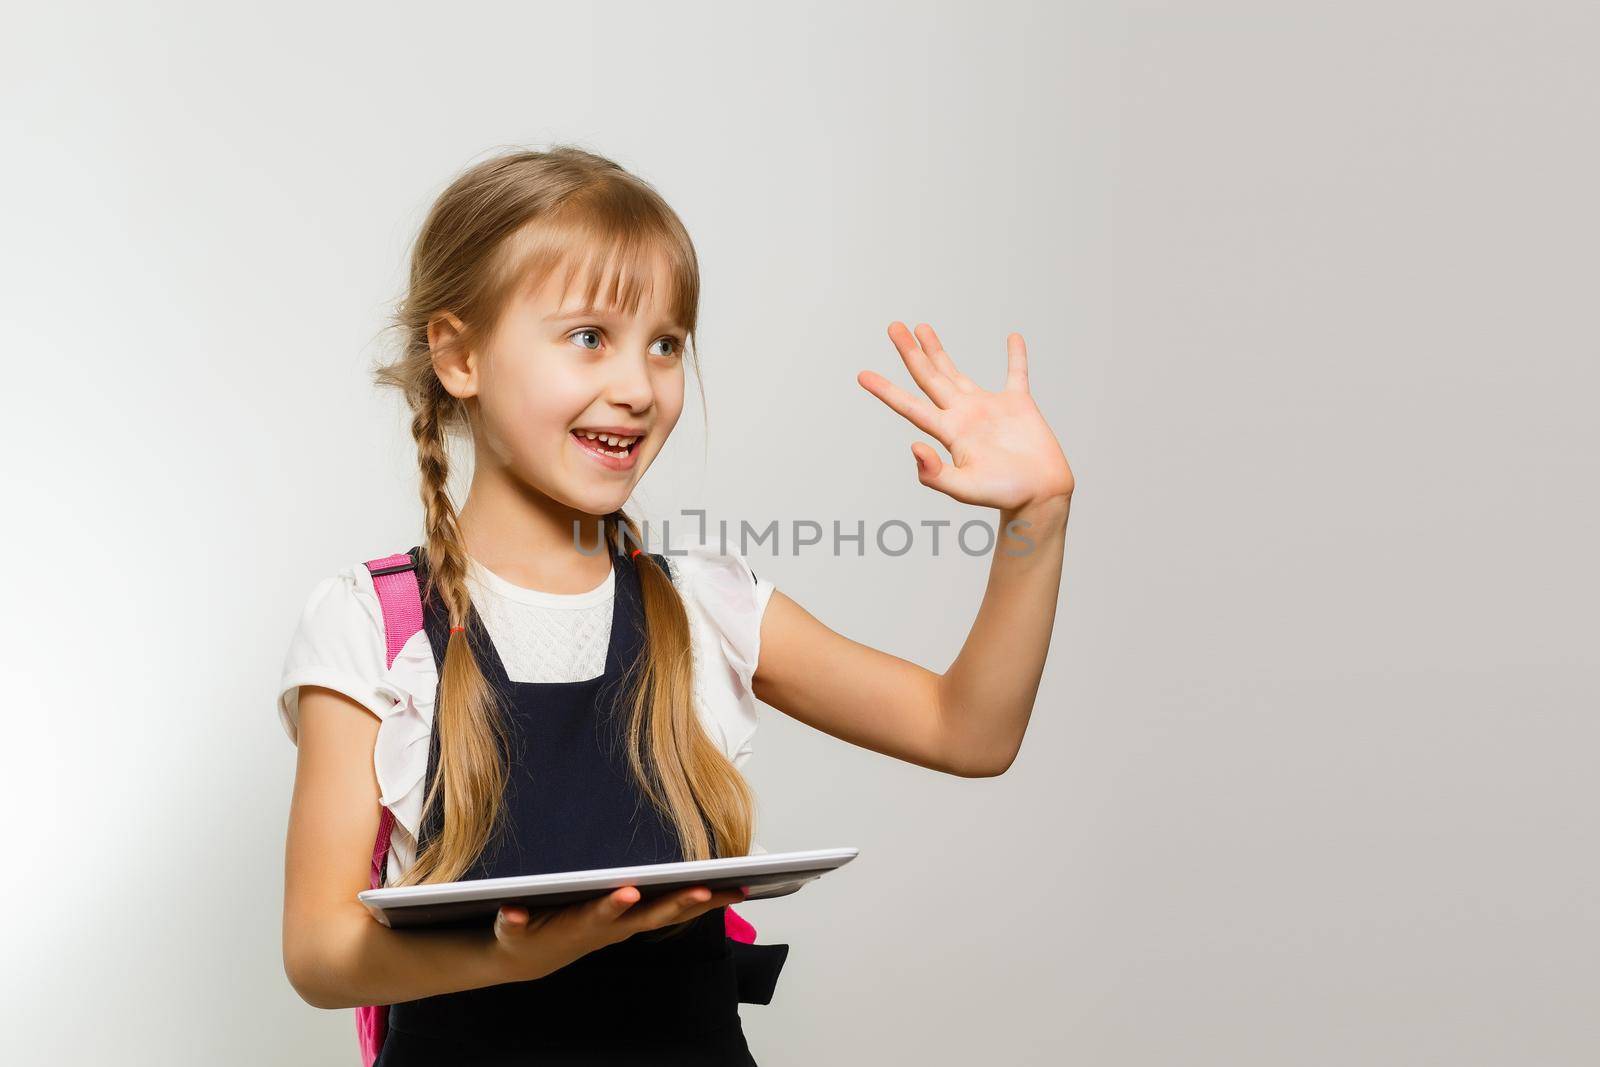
[570,430,641,459]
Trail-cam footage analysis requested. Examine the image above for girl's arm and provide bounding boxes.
[751,324,1074,778]
[282,686,741,1009]
[282,686,514,1008]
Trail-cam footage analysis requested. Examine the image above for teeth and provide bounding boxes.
[577,430,639,448]
[575,430,637,458]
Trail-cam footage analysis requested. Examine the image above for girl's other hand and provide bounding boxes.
[491,884,747,982]
[858,323,1075,511]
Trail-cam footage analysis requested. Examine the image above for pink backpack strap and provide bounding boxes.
[368,551,427,671]
[355,549,425,1067]
[363,552,424,892]
[725,904,757,943]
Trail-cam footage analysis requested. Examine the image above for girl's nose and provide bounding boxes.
[603,352,656,410]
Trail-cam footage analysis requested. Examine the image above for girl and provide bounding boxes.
[278,145,1074,1065]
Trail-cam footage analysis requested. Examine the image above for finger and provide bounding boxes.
[494,904,530,941]
[1004,332,1030,393]
[857,370,949,445]
[664,886,748,925]
[672,890,747,927]
[590,885,641,922]
[619,886,716,932]
[614,889,710,927]
[887,321,960,409]
[913,323,979,393]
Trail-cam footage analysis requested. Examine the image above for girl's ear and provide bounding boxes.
[428,311,478,399]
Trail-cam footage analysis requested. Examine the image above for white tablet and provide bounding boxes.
[359,847,860,929]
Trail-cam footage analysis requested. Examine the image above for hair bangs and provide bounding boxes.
[491,195,700,344]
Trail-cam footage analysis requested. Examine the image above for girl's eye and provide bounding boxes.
[568,329,682,357]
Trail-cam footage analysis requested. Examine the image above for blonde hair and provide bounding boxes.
[372,145,754,886]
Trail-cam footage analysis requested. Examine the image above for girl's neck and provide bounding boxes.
[455,482,615,596]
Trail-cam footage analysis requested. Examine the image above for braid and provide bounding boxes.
[393,382,512,886]
[410,388,471,627]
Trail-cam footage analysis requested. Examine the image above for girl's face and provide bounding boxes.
[459,257,687,517]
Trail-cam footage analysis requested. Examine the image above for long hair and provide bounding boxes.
[371,145,755,886]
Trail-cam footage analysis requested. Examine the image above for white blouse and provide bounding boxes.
[276,543,777,884]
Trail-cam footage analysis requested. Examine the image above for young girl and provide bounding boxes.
[278,145,1074,1065]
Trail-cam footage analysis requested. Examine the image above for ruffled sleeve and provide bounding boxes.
[665,543,777,769]
[276,564,392,743]
[276,563,440,880]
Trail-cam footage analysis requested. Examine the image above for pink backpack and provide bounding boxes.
[356,550,775,1065]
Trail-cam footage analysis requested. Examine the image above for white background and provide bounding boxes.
[2,2,1596,1064]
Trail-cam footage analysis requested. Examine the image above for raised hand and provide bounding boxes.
[857,322,1074,511]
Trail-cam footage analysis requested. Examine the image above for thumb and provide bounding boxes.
[495,904,528,937]
[912,442,978,503]
[912,442,954,490]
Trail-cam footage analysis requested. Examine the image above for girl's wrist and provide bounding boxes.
[1001,493,1071,532]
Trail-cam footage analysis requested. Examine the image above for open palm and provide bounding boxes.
[857,322,1074,511]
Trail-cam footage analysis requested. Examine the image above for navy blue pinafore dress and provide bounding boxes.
[372,545,759,1066]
